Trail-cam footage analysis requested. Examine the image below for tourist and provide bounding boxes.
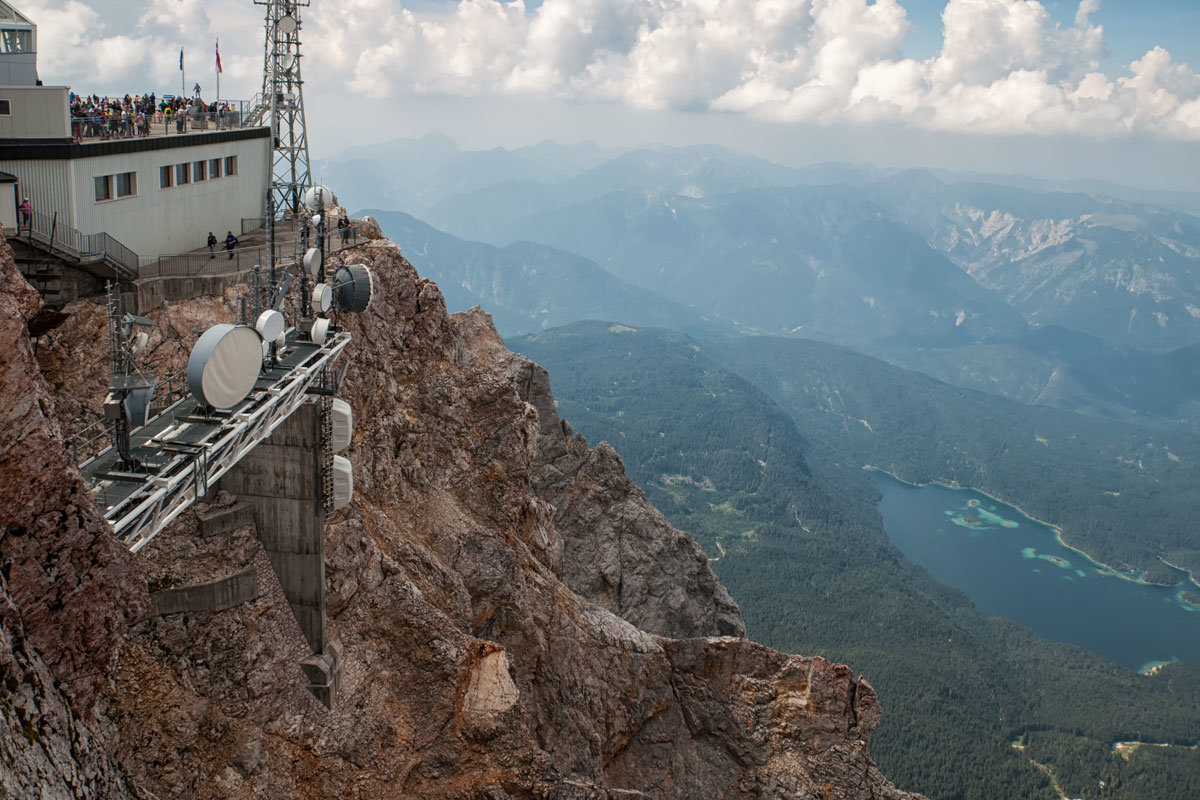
[225,231,238,260]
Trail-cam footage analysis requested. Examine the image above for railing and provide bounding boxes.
[70,101,261,143]
[137,221,369,279]
[19,209,139,279]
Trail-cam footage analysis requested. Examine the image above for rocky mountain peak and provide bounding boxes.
[4,232,918,798]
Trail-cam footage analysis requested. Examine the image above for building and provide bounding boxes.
[0,1,270,303]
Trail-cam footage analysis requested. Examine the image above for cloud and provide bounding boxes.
[23,0,1200,140]
[300,0,1200,140]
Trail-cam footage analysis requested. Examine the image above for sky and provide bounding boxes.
[21,0,1200,190]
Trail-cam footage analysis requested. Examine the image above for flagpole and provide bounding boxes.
[181,48,185,98]
[216,40,220,105]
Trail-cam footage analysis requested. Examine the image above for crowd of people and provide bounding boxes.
[69,92,243,140]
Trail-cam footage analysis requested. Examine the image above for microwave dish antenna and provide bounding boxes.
[187,324,264,409]
[332,264,373,313]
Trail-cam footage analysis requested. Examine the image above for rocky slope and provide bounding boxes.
[7,229,918,798]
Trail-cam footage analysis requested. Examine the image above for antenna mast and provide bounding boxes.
[256,0,312,216]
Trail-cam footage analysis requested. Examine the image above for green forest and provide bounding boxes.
[512,321,1200,800]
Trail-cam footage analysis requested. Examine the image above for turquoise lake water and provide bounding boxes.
[870,470,1200,672]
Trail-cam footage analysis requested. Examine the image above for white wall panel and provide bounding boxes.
[0,157,72,224]
[69,136,269,257]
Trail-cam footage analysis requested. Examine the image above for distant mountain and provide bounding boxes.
[868,172,1200,350]
[361,208,734,339]
[434,182,1028,348]
[315,133,616,216]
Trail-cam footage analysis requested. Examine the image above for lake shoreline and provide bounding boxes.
[863,465,1200,592]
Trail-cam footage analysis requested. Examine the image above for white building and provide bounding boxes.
[0,0,269,261]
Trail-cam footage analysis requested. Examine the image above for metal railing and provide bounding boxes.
[70,100,260,143]
[18,209,139,279]
[137,221,369,279]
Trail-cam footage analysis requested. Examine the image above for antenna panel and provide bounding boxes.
[187,324,263,409]
[332,455,353,510]
[330,398,353,453]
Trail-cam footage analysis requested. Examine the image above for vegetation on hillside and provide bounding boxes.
[513,321,1200,800]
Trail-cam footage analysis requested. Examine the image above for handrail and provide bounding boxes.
[138,221,369,279]
[21,209,139,279]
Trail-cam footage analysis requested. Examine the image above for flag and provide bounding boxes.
[179,48,184,71]
[215,40,222,74]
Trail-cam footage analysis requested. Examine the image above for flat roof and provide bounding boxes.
[0,126,270,159]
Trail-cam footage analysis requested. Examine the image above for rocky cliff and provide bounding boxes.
[6,229,918,799]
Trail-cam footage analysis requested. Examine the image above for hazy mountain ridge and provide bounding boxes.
[867,173,1200,349]
[362,207,734,339]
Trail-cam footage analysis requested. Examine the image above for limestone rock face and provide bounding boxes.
[0,235,149,797]
[499,347,745,639]
[14,233,919,799]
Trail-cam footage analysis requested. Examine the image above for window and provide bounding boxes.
[94,175,111,202]
[116,171,136,198]
[175,162,190,185]
[0,100,10,116]
[193,160,206,181]
[208,158,221,179]
[0,29,32,54]
[159,165,172,188]
[223,155,237,176]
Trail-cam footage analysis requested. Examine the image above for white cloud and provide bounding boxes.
[22,0,1200,140]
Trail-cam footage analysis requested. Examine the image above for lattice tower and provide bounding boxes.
[255,0,312,215]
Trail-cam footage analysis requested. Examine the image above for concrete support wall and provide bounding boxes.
[225,403,327,656]
[149,568,258,616]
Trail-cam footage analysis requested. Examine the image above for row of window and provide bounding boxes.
[160,155,238,189]
[94,171,136,201]
[93,155,239,202]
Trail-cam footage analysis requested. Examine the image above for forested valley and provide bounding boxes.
[513,321,1200,800]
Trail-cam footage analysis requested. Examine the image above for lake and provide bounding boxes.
[870,469,1200,672]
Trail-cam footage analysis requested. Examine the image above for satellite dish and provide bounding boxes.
[311,282,332,314]
[311,316,331,346]
[278,14,298,34]
[255,309,285,343]
[332,455,353,510]
[311,213,322,227]
[187,324,263,409]
[330,398,353,453]
[303,247,322,278]
[130,331,149,357]
[332,264,373,313]
[303,185,333,211]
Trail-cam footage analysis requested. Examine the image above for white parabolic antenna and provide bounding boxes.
[187,324,263,409]
[311,282,332,313]
[256,309,286,342]
[332,455,353,510]
[330,398,353,452]
[311,316,331,346]
[278,13,298,34]
[303,247,322,278]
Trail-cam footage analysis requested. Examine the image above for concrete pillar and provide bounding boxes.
[223,402,341,706]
